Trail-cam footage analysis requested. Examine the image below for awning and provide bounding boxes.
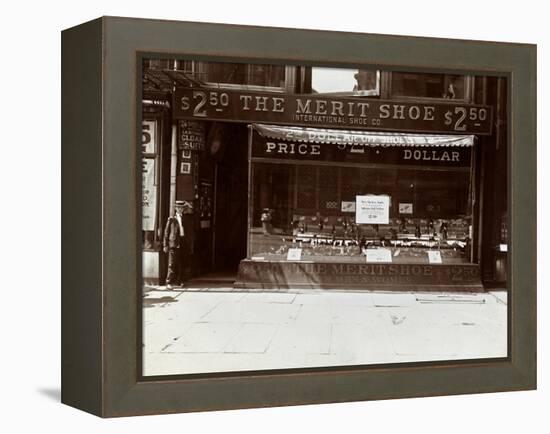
[251,123,474,147]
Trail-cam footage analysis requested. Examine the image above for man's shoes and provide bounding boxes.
[166,284,173,290]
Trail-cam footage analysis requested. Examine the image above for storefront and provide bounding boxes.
[142,61,506,291]
[239,124,480,290]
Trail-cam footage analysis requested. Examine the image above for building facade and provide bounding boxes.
[142,59,507,291]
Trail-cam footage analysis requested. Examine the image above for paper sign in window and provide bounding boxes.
[287,248,303,261]
[428,250,443,264]
[356,195,390,224]
[399,203,413,214]
[366,249,392,263]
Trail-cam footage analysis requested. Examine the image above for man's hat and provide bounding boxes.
[175,200,192,209]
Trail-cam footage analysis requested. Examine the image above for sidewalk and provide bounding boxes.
[143,287,507,376]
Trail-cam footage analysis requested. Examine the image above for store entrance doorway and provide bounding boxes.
[211,126,249,275]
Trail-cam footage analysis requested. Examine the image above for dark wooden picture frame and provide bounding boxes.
[61,16,536,417]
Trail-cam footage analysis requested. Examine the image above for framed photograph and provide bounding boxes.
[62,17,536,417]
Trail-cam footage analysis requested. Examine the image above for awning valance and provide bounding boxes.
[251,123,474,147]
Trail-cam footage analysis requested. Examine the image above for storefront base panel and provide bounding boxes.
[142,251,160,286]
[235,260,484,292]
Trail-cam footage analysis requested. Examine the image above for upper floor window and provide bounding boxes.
[144,59,288,91]
[311,67,380,96]
[390,72,470,100]
[144,59,172,70]
[198,62,286,91]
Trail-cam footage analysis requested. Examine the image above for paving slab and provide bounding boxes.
[293,304,331,324]
[240,292,297,304]
[488,291,508,305]
[142,319,195,353]
[330,322,395,363]
[372,292,417,307]
[144,295,219,323]
[293,292,375,307]
[223,323,280,353]
[268,322,332,356]
[165,322,243,353]
[201,301,301,323]
[328,304,386,325]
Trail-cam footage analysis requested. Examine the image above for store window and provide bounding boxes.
[390,72,469,100]
[248,126,475,265]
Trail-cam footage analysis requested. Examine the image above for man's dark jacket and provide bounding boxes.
[163,217,184,249]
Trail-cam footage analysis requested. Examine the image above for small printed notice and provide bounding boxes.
[287,248,302,261]
[356,195,390,224]
[399,202,413,214]
[366,249,393,263]
[341,201,356,213]
[142,158,157,231]
[427,250,443,264]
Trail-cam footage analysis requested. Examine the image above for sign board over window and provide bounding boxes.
[251,135,472,168]
[174,87,493,134]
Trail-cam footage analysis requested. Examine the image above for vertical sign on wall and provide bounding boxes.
[176,120,205,201]
[142,120,158,231]
[142,120,157,153]
[178,120,205,150]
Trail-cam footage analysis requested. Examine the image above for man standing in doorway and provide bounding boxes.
[163,200,187,289]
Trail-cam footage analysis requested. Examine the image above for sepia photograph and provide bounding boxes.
[140,58,509,377]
